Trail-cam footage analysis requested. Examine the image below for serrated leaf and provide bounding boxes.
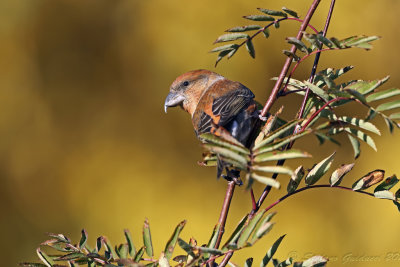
[214,33,249,43]
[243,15,275,21]
[258,8,287,17]
[250,173,280,188]
[282,7,298,17]
[256,130,312,154]
[286,37,308,53]
[323,114,380,135]
[343,128,377,151]
[210,44,240,53]
[245,258,253,267]
[345,89,367,104]
[245,39,256,58]
[200,133,249,154]
[36,248,54,267]
[226,25,261,32]
[366,88,400,102]
[124,229,136,257]
[283,50,300,61]
[260,235,286,267]
[376,99,400,112]
[347,134,360,159]
[237,210,266,248]
[287,166,305,193]
[304,81,329,101]
[222,215,248,249]
[197,247,223,255]
[252,165,293,176]
[330,163,355,186]
[203,144,248,167]
[78,229,88,250]
[164,220,186,260]
[177,239,195,258]
[133,246,145,262]
[374,175,398,192]
[143,218,154,257]
[305,152,336,185]
[254,149,310,163]
[352,169,385,191]
[294,255,328,267]
[262,27,270,38]
[346,76,390,95]
[254,120,300,149]
[374,190,396,200]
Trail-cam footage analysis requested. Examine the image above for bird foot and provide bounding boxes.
[258,114,268,121]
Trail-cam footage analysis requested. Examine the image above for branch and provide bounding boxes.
[260,0,322,118]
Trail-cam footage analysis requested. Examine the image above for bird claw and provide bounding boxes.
[258,114,268,121]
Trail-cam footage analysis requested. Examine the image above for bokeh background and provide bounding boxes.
[1,0,400,266]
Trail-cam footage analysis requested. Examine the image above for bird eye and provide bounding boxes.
[183,81,189,86]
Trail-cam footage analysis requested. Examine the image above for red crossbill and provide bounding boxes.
[164,69,260,179]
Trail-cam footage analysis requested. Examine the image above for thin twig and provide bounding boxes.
[260,0,322,118]
[218,251,233,267]
[264,184,375,213]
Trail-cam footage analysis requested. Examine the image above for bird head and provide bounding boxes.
[164,69,224,115]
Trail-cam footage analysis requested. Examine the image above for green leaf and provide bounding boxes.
[304,81,329,102]
[158,253,170,267]
[314,132,340,146]
[274,21,280,28]
[210,44,240,53]
[384,117,395,133]
[164,220,186,260]
[254,149,311,163]
[286,37,308,53]
[214,33,249,43]
[243,15,275,21]
[262,28,270,38]
[374,190,396,200]
[282,50,300,61]
[343,128,377,151]
[124,229,136,257]
[389,113,400,120]
[345,89,367,104]
[303,33,320,48]
[215,49,232,66]
[374,175,398,192]
[316,34,334,48]
[47,233,70,243]
[330,163,355,186]
[200,133,249,154]
[366,88,400,102]
[134,246,145,262]
[226,25,262,32]
[294,255,328,267]
[251,222,274,243]
[207,224,221,250]
[222,215,248,249]
[197,247,223,255]
[287,166,305,193]
[323,114,380,135]
[376,99,400,112]
[258,8,287,17]
[116,244,129,259]
[252,165,293,176]
[36,248,54,267]
[260,235,286,267]
[282,7,298,17]
[352,169,385,191]
[277,258,293,267]
[250,173,280,188]
[237,210,266,248]
[78,229,88,249]
[346,76,390,95]
[102,236,116,260]
[254,120,300,149]
[256,130,312,155]
[245,258,253,267]
[305,152,336,185]
[177,238,195,257]
[203,144,248,167]
[347,134,360,159]
[143,218,154,257]
[246,39,256,58]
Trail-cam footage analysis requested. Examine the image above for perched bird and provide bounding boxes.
[164,70,261,179]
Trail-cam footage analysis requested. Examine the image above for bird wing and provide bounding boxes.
[192,79,255,135]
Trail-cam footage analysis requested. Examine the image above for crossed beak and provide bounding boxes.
[164,92,185,113]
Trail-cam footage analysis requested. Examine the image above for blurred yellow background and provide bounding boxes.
[1,0,400,266]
